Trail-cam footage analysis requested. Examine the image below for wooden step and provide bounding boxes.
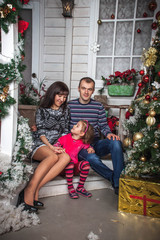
[39,160,113,198]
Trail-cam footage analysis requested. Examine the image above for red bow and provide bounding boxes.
[18,20,29,36]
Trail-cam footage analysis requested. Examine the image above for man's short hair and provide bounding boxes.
[79,77,95,89]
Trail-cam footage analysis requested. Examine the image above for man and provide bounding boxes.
[68,77,124,195]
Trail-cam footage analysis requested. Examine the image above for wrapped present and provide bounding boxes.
[118,176,160,218]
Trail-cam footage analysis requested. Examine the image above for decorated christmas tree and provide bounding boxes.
[123,17,160,179]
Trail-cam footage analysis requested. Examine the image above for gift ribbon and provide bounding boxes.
[130,195,160,216]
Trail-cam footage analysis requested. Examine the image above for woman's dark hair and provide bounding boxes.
[40,81,69,110]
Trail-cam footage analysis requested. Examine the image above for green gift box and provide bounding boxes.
[108,85,135,96]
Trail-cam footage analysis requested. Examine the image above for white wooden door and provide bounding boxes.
[88,0,156,99]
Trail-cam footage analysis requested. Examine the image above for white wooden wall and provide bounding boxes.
[71,0,91,98]
[43,0,65,85]
[43,0,92,99]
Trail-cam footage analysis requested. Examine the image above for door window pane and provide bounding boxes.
[115,21,133,56]
[136,0,154,18]
[97,22,114,56]
[117,0,135,19]
[133,20,153,55]
[114,57,130,72]
[96,58,112,79]
[99,0,116,19]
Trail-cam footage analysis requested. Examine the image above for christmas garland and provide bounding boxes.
[0,116,33,198]
[0,36,26,119]
[0,116,40,235]
[0,0,30,33]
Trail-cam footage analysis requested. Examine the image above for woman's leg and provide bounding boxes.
[24,146,59,206]
[76,160,92,197]
[34,152,70,200]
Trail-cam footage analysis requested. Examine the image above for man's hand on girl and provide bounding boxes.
[87,147,95,153]
[107,133,120,141]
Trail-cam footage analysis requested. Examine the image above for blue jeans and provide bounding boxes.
[78,138,124,188]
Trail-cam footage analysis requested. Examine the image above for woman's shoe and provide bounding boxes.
[34,200,44,207]
[23,203,38,213]
[17,189,38,213]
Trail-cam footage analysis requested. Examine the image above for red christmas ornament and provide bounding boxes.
[0,171,2,175]
[137,28,141,33]
[156,11,160,20]
[12,7,16,12]
[143,75,149,83]
[139,70,144,75]
[143,12,148,17]
[152,22,158,30]
[111,14,115,19]
[157,71,160,77]
[125,111,132,119]
[138,82,143,87]
[145,95,151,100]
[148,1,157,11]
[153,96,158,100]
[157,123,160,129]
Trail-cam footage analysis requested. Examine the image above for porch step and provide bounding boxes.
[38,160,113,198]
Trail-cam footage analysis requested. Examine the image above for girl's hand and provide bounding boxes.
[31,125,37,132]
[87,147,95,154]
[50,146,65,154]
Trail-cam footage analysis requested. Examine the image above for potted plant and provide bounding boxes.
[18,73,46,127]
[99,68,138,96]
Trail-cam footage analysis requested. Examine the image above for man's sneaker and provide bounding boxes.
[114,187,119,195]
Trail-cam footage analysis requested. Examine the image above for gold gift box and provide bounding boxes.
[118,176,160,218]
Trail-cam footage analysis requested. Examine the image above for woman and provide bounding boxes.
[17,81,70,212]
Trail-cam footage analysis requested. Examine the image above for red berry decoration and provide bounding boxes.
[152,22,157,30]
[143,75,149,83]
[137,28,141,33]
[143,12,148,17]
[158,71,160,77]
[145,95,150,100]
[139,70,144,75]
[138,82,143,87]
[157,123,160,129]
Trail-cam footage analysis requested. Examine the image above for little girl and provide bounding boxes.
[54,120,95,199]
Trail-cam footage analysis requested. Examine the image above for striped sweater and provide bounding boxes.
[68,98,111,138]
